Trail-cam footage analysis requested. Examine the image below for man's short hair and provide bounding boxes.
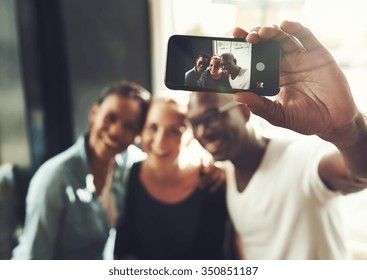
[196,53,210,61]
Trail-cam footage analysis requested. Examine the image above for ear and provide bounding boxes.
[88,104,100,125]
[239,104,251,121]
[134,135,142,146]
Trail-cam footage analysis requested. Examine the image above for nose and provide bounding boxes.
[153,129,167,148]
[108,121,125,137]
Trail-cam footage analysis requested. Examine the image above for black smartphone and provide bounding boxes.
[165,35,281,96]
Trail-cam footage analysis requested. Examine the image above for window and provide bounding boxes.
[150,0,367,113]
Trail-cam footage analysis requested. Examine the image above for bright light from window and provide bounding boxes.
[153,0,367,113]
[172,0,236,36]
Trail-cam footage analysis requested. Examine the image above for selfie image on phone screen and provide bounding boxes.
[165,35,280,96]
[186,40,252,90]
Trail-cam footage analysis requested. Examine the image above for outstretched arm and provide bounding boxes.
[233,21,367,193]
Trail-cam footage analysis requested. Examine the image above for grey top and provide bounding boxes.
[185,66,201,86]
[11,135,144,260]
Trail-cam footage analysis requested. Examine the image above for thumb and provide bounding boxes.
[234,92,284,127]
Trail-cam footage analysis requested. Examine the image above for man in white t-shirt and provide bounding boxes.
[187,21,367,260]
[220,53,250,90]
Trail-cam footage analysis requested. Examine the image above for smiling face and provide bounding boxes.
[220,53,237,75]
[187,92,248,161]
[141,99,186,166]
[88,94,143,162]
[208,56,221,77]
[196,56,209,74]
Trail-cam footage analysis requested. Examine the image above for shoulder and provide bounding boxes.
[129,160,144,178]
[27,139,87,198]
[185,67,196,76]
[263,135,330,165]
[282,135,334,156]
[185,67,193,74]
[115,145,146,172]
[264,136,338,197]
[255,135,330,177]
[126,145,146,162]
[186,163,226,199]
[38,140,85,179]
[202,69,209,76]
[183,162,201,181]
[172,164,201,197]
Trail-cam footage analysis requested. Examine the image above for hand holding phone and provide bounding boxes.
[233,21,360,143]
[165,35,281,96]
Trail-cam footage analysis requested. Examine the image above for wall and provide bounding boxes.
[0,0,152,170]
[0,0,31,167]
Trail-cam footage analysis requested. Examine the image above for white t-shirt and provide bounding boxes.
[224,136,348,259]
[229,68,250,89]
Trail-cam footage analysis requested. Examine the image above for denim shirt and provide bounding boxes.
[185,66,201,87]
[12,135,145,260]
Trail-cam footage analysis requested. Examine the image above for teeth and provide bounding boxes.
[103,135,120,148]
[152,151,169,157]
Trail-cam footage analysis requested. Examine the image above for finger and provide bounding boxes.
[199,158,211,171]
[199,161,206,177]
[234,92,268,108]
[209,181,223,193]
[212,171,227,192]
[234,92,284,127]
[208,174,224,193]
[200,163,225,192]
[240,24,302,54]
[253,25,305,54]
[280,20,322,51]
[233,27,249,39]
[198,161,211,190]
[244,27,263,44]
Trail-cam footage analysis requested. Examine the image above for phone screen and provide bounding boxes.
[165,35,281,96]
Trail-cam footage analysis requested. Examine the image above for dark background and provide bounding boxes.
[7,0,152,170]
[166,35,212,88]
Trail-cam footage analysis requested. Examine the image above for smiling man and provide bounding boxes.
[187,21,367,259]
[12,81,151,259]
[185,53,210,87]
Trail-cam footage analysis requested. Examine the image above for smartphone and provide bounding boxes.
[165,35,281,96]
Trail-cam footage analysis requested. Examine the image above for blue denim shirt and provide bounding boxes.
[12,135,145,259]
[185,66,201,86]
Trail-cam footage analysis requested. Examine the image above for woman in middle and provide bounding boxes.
[114,97,233,260]
[200,55,231,90]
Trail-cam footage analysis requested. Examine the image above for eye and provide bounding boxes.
[167,127,182,136]
[146,123,158,132]
[105,113,118,123]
